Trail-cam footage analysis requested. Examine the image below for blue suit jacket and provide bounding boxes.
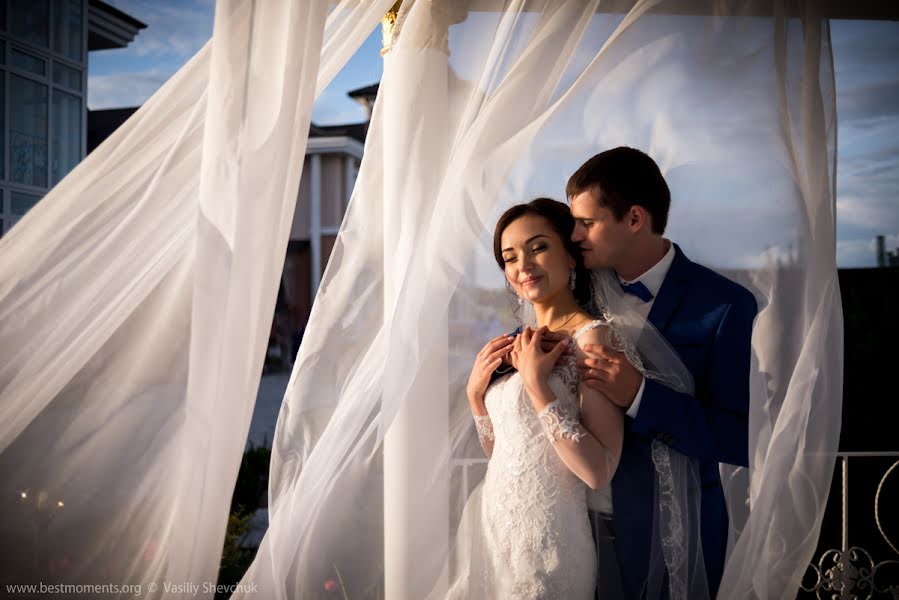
[612,244,757,599]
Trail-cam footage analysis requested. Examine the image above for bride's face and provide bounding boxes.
[500,214,576,305]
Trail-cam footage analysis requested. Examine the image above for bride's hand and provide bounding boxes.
[516,326,571,393]
[501,328,568,370]
[466,334,515,402]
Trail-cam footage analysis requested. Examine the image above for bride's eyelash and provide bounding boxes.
[503,244,546,263]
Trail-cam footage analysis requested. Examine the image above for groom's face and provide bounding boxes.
[570,190,632,271]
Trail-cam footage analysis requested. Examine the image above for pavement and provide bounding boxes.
[246,373,291,449]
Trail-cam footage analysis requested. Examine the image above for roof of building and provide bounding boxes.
[347,83,379,100]
[310,122,369,143]
[88,0,148,51]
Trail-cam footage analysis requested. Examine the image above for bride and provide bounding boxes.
[444,197,624,599]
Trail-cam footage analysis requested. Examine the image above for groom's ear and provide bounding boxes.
[628,205,652,232]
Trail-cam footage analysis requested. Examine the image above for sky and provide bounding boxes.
[87,1,899,268]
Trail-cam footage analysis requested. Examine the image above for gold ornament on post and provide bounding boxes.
[381,1,403,56]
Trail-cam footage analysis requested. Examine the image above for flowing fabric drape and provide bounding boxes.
[0,1,841,599]
[0,1,393,596]
[236,1,841,599]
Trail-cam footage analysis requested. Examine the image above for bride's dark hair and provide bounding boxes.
[493,197,594,310]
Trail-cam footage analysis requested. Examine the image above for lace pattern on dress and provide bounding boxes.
[446,328,598,599]
[538,400,587,443]
[473,414,495,442]
[651,439,687,600]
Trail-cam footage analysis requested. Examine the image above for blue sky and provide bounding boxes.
[87,0,383,124]
[88,1,898,268]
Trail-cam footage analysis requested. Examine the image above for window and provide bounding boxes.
[0,75,4,180]
[11,190,41,215]
[52,90,81,184]
[53,61,82,92]
[52,0,83,62]
[11,46,47,76]
[10,74,49,187]
[2,1,85,206]
[9,0,50,49]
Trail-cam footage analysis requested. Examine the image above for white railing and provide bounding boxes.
[453,457,488,501]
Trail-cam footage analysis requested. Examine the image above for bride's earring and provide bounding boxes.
[569,268,576,291]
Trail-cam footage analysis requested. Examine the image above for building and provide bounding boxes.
[876,234,899,267]
[271,86,375,368]
[281,117,368,340]
[85,83,377,370]
[0,0,145,237]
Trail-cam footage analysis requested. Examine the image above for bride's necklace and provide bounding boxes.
[543,311,579,332]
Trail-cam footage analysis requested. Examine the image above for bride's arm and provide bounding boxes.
[466,334,514,459]
[469,393,495,458]
[526,327,623,490]
[527,382,621,490]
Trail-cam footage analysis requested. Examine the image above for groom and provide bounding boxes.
[568,147,757,599]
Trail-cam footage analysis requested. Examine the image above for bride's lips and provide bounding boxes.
[520,276,543,287]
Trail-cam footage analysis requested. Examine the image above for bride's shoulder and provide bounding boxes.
[568,313,607,345]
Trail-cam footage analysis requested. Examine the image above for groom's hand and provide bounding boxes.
[577,344,643,409]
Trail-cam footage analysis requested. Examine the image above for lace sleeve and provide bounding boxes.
[474,414,494,443]
[474,414,495,458]
[538,399,587,443]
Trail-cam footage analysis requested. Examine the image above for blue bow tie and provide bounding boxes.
[619,280,654,302]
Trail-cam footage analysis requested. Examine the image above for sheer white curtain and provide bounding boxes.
[0,1,840,599]
[0,0,392,596]
[237,1,841,599]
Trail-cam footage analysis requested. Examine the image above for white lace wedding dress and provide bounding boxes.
[445,320,609,599]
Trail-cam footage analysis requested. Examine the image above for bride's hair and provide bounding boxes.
[493,197,594,311]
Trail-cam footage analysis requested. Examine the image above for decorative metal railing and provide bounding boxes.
[801,452,899,599]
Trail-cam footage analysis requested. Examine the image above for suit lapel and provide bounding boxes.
[647,243,692,333]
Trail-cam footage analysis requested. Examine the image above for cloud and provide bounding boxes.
[837,195,899,232]
[102,0,212,61]
[87,69,172,109]
[87,1,211,109]
[838,79,899,122]
[831,21,899,269]
[831,20,899,76]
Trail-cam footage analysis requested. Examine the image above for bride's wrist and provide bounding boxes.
[525,380,554,411]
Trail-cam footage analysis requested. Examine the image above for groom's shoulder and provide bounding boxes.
[683,257,757,313]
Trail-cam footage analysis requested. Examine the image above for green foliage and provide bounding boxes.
[216,441,272,598]
[217,511,254,597]
[230,441,271,517]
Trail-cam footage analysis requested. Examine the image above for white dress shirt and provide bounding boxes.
[617,241,676,419]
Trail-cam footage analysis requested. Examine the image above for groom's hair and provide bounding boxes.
[566,146,670,234]
[493,198,593,309]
